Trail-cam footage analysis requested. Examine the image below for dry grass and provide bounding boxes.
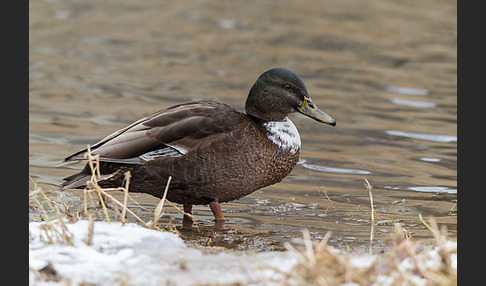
[29,146,198,285]
[283,223,456,286]
[363,177,375,255]
[85,145,198,230]
[283,179,457,286]
[29,177,76,245]
[29,145,198,236]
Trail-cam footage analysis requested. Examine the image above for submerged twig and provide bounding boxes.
[419,213,436,235]
[320,186,333,204]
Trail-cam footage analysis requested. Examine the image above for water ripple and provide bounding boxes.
[384,86,428,96]
[408,186,457,194]
[386,130,457,143]
[299,159,371,175]
[390,98,436,108]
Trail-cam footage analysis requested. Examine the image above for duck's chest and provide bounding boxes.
[262,117,301,155]
[235,117,300,187]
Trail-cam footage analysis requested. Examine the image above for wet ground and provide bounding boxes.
[30,0,456,252]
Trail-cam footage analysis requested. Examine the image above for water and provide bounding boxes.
[29,0,456,251]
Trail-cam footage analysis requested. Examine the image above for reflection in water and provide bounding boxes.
[29,0,456,250]
[420,157,441,162]
[385,130,457,143]
[390,98,437,108]
[384,86,429,96]
[408,186,457,194]
[299,159,371,175]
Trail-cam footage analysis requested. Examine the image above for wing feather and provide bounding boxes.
[63,101,243,164]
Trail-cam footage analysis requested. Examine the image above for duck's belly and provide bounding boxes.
[162,143,300,205]
[96,145,300,205]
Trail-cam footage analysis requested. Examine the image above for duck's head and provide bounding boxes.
[245,68,336,125]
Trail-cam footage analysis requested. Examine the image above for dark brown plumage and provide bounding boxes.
[60,68,336,226]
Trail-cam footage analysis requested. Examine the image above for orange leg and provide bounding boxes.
[182,203,193,229]
[209,201,225,229]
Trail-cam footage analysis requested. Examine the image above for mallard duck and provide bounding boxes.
[60,68,336,227]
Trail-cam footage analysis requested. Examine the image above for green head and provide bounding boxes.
[245,68,336,125]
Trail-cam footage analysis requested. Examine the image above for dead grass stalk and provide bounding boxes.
[79,145,195,231]
[363,178,375,255]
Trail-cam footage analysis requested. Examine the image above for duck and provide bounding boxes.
[60,68,336,227]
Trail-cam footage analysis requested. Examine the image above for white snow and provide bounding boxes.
[29,220,297,286]
[29,220,457,286]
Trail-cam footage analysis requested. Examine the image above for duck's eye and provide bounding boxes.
[283,84,292,91]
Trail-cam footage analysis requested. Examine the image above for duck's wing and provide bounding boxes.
[63,101,244,165]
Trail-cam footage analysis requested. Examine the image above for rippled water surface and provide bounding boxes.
[30,0,456,251]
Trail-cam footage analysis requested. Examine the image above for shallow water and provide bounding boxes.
[29,0,456,251]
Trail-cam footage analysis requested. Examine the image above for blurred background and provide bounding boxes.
[29,0,456,251]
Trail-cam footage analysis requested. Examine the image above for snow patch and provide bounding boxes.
[29,220,296,286]
[29,220,457,286]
